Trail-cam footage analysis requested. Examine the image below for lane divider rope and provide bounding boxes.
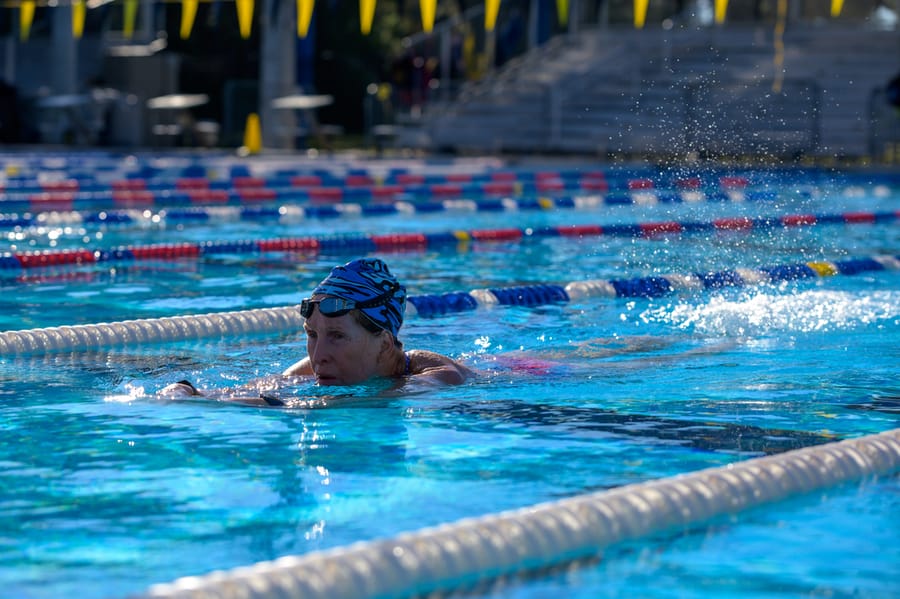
[0,182,786,219]
[0,169,763,197]
[2,210,896,271]
[136,428,900,599]
[0,185,787,231]
[1,254,897,355]
[0,306,304,356]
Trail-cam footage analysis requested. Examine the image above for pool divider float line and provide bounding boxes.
[134,428,900,599]
[4,169,751,193]
[412,255,897,317]
[2,156,896,198]
[0,175,799,216]
[1,171,770,201]
[1,255,897,355]
[1,210,897,271]
[3,167,892,203]
[0,306,305,356]
[0,184,789,227]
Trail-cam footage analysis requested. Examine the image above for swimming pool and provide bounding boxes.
[1,152,898,598]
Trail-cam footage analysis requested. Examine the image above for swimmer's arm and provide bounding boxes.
[158,378,300,406]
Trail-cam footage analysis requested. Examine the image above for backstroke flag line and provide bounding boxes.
[420,0,436,32]
[297,0,315,37]
[72,0,86,38]
[237,0,253,38]
[633,0,647,28]
[181,0,199,39]
[360,0,375,34]
[485,0,500,31]
[20,0,35,41]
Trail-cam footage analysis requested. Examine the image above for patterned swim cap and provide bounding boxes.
[312,258,406,337]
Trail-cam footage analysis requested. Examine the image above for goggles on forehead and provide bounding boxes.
[300,283,400,319]
[300,297,356,319]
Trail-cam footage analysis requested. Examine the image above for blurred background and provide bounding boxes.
[0,0,898,162]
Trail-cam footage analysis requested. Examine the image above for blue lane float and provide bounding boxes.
[0,186,792,228]
[7,157,898,218]
[1,210,897,271]
[410,255,900,316]
[1,254,897,355]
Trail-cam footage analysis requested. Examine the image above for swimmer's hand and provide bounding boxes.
[158,377,308,407]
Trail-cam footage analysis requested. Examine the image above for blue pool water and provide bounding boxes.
[0,154,898,598]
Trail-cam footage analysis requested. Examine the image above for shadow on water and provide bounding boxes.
[845,394,900,414]
[444,399,837,456]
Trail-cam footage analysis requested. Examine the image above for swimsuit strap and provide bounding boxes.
[404,351,411,376]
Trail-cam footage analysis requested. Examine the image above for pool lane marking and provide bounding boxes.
[0,209,897,271]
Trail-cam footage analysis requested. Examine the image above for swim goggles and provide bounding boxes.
[300,283,400,319]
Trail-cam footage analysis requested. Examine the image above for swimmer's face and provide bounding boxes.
[303,305,390,386]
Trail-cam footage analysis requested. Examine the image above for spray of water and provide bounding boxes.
[645,289,900,336]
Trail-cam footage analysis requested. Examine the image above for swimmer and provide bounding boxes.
[160,258,472,403]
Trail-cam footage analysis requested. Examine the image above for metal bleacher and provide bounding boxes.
[417,23,900,160]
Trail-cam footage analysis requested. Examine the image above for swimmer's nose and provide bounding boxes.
[309,344,329,369]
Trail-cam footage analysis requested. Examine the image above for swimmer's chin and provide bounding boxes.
[315,375,374,387]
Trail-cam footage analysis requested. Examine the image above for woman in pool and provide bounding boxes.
[162,258,471,401]
[284,257,471,385]
[161,258,733,405]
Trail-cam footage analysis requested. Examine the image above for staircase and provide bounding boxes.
[413,23,900,159]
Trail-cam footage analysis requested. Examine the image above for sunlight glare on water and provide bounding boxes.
[647,289,900,336]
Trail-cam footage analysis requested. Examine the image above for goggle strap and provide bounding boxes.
[301,283,400,317]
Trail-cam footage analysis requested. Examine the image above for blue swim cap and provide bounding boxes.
[312,258,406,337]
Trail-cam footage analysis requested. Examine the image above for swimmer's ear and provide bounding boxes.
[377,330,394,356]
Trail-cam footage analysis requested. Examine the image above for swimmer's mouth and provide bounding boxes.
[315,374,339,385]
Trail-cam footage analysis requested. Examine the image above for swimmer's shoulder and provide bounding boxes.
[407,349,474,385]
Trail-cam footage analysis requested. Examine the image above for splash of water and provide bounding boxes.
[645,289,900,336]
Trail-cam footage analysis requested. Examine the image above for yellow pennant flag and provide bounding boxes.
[237,0,253,39]
[123,0,138,39]
[830,0,843,17]
[242,113,262,154]
[360,0,375,35]
[485,0,500,31]
[72,0,86,39]
[633,0,648,29]
[180,0,199,39]
[20,0,35,41]
[556,0,568,26]
[420,0,436,32]
[715,0,728,24]
[297,0,315,37]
